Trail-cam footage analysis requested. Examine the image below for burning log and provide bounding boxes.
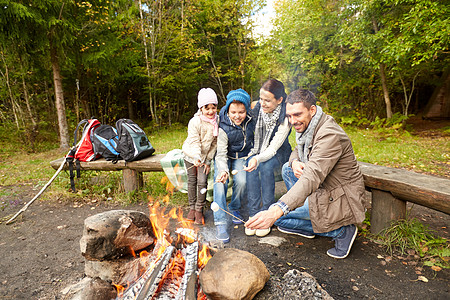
[175,242,198,300]
[118,245,175,300]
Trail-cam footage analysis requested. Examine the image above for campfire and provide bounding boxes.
[64,174,272,300]
[112,202,212,299]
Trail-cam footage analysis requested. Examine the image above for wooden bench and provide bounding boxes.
[358,162,450,233]
[50,157,450,234]
[50,155,166,193]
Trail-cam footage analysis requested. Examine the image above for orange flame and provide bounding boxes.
[128,246,136,258]
[160,176,169,184]
[114,284,126,297]
[198,244,212,269]
[162,194,171,203]
[148,202,172,257]
[168,207,178,219]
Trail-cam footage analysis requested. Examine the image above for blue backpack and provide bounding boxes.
[91,124,121,163]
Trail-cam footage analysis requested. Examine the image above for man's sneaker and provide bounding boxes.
[245,227,256,236]
[231,210,244,224]
[255,228,271,237]
[216,224,230,243]
[327,224,358,259]
[277,226,315,239]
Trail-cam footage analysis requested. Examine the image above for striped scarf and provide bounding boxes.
[253,104,282,154]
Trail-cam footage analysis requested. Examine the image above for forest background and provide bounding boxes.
[0,0,449,151]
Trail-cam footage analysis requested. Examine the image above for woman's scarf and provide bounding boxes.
[296,105,323,163]
[199,112,219,136]
[254,104,282,153]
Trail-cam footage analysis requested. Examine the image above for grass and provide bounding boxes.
[374,217,449,269]
[0,120,449,266]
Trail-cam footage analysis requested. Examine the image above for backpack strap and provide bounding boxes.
[67,148,77,192]
[76,159,81,178]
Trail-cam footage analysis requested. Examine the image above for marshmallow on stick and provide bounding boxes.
[210,202,246,223]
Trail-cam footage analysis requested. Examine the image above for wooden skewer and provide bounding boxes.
[210,202,246,223]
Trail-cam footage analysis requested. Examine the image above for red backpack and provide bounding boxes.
[67,119,101,191]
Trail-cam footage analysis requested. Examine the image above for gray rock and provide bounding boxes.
[199,248,270,300]
[254,269,333,300]
[60,277,116,300]
[80,210,155,260]
[84,256,146,285]
[258,236,287,247]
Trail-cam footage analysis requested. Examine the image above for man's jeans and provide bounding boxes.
[246,153,285,217]
[213,158,247,225]
[274,162,343,238]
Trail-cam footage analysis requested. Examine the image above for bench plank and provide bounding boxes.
[50,155,165,172]
[358,162,450,214]
[49,157,449,217]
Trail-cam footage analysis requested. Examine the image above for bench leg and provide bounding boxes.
[123,169,143,193]
[370,189,406,234]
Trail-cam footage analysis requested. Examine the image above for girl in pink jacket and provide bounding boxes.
[182,88,219,224]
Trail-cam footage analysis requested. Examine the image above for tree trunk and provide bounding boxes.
[379,63,393,119]
[50,37,69,150]
[0,49,22,129]
[127,91,136,120]
[139,0,157,123]
[372,18,392,119]
[20,61,37,128]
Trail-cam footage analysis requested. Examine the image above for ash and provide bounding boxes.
[255,269,333,300]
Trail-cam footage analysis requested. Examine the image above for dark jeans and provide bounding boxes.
[184,159,208,211]
[274,162,343,238]
[246,151,289,217]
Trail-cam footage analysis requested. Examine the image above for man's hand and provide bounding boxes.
[245,205,284,229]
[215,171,228,183]
[243,157,257,172]
[292,160,305,178]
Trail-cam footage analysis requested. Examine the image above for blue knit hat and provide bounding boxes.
[225,88,251,112]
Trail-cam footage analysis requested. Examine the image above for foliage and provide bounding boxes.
[271,0,449,119]
[376,217,449,269]
[0,0,266,146]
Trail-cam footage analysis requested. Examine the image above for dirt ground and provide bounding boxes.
[1,116,449,299]
[0,182,449,300]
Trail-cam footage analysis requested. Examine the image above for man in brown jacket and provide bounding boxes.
[245,89,366,259]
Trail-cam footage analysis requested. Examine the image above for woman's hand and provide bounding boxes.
[215,171,229,183]
[292,160,305,178]
[243,157,257,172]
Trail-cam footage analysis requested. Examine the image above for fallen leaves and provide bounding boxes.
[431,265,442,272]
[415,276,428,283]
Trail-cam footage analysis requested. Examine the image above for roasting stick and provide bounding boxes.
[210,202,246,223]
[177,164,195,175]
[199,169,246,194]
[6,150,70,225]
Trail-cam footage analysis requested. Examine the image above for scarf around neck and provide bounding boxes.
[254,104,282,153]
[199,111,219,136]
[296,105,323,163]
